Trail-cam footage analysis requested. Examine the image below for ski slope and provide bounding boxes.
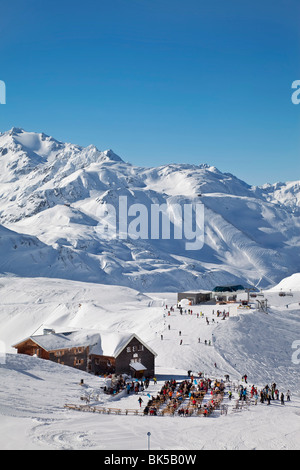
[0,274,299,450]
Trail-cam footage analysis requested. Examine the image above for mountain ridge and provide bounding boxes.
[0,128,299,291]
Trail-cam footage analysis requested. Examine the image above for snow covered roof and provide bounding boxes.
[13,330,99,352]
[89,331,157,358]
[13,329,157,358]
[89,331,135,358]
[129,361,147,371]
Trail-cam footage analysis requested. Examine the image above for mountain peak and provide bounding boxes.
[8,127,25,135]
[101,149,123,162]
[0,128,125,165]
[0,127,26,138]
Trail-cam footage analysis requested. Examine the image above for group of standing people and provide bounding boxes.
[125,377,150,395]
[258,383,291,405]
[238,380,291,406]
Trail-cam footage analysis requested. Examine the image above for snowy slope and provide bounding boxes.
[255,181,300,213]
[1,275,299,390]
[268,272,300,292]
[0,275,299,450]
[0,127,300,292]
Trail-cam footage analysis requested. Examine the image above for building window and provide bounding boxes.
[74,347,84,354]
[126,347,131,353]
[74,358,84,366]
[132,346,137,352]
[138,344,144,351]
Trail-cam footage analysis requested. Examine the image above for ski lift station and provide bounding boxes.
[177,285,246,306]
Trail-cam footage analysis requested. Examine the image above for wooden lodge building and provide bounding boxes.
[13,329,157,379]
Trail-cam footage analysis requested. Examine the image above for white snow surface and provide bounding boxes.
[0,128,300,292]
[1,128,300,450]
[0,274,300,450]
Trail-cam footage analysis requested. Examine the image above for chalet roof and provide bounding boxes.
[89,331,157,358]
[13,329,157,358]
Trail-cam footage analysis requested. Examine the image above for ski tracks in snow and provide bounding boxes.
[30,418,98,450]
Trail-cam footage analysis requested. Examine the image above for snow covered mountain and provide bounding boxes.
[0,127,299,291]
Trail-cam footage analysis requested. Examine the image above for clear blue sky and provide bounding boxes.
[0,0,299,185]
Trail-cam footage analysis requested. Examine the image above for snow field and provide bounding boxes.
[0,274,300,450]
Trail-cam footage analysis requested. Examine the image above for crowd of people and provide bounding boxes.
[143,372,293,417]
[102,370,292,419]
[237,379,292,406]
[103,374,151,396]
[143,374,226,417]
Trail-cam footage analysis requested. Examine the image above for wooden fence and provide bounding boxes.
[64,404,145,416]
